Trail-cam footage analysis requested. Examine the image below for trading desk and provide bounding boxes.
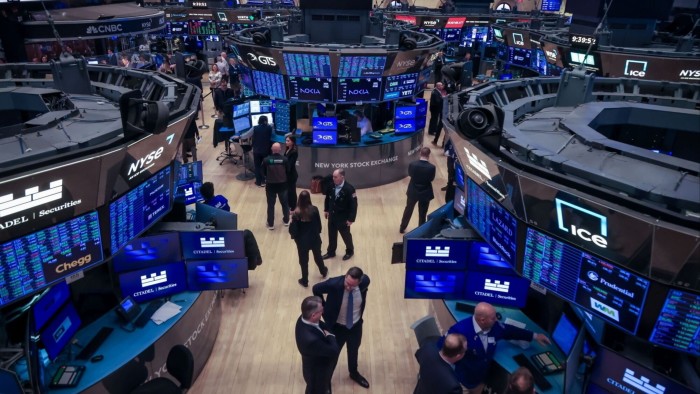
[46,291,221,393]
[431,299,566,394]
[295,130,424,189]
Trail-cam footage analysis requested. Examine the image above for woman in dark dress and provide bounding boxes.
[285,135,299,212]
[290,190,328,287]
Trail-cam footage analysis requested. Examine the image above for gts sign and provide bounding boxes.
[247,53,276,66]
[398,123,413,129]
[398,110,413,116]
[316,134,334,141]
[315,121,335,127]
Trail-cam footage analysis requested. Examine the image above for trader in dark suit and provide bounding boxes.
[312,267,371,389]
[295,296,339,394]
[252,115,273,187]
[443,302,551,394]
[322,168,357,261]
[400,147,436,233]
[414,333,467,394]
[429,82,446,144]
[107,49,119,66]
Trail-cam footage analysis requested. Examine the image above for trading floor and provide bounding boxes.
[187,90,448,393]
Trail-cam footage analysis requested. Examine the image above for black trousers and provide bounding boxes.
[253,153,266,186]
[265,186,289,226]
[287,177,298,211]
[327,219,354,255]
[429,109,443,141]
[331,320,363,375]
[297,244,326,283]
[400,196,430,231]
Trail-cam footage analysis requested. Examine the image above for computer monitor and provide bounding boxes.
[118,262,187,303]
[0,369,24,394]
[33,282,71,332]
[249,99,274,113]
[195,203,238,230]
[180,230,245,260]
[552,309,581,356]
[175,160,203,186]
[233,102,250,118]
[186,259,249,291]
[112,232,182,273]
[41,302,81,361]
[233,116,252,133]
[175,181,203,205]
[251,113,274,126]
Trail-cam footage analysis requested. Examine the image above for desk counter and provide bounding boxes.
[47,291,221,393]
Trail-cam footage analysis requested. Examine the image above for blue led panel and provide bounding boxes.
[180,230,245,260]
[405,271,466,299]
[649,289,700,356]
[112,232,182,273]
[186,259,249,291]
[252,70,287,99]
[118,262,187,304]
[338,56,387,77]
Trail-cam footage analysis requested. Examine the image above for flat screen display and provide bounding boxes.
[588,347,695,394]
[112,232,182,273]
[33,281,70,332]
[541,0,562,12]
[188,20,217,35]
[249,99,274,113]
[648,289,700,356]
[464,271,529,308]
[416,98,428,117]
[466,179,518,266]
[118,262,187,304]
[552,312,580,356]
[167,21,189,35]
[312,130,337,145]
[567,50,601,71]
[455,160,465,190]
[195,203,238,230]
[467,241,512,273]
[0,211,103,308]
[338,55,387,77]
[233,102,250,117]
[252,70,287,99]
[251,113,274,127]
[522,227,650,334]
[186,259,249,290]
[109,166,172,253]
[180,230,245,260]
[444,29,462,42]
[233,116,252,133]
[41,302,81,360]
[405,271,466,299]
[283,52,332,77]
[383,72,418,100]
[405,238,469,271]
[571,304,606,343]
[394,119,416,133]
[175,161,203,186]
[288,76,333,102]
[337,78,382,102]
[312,117,338,131]
[509,47,532,67]
[395,105,417,119]
[454,187,466,216]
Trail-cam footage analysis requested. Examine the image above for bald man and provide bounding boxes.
[443,302,551,394]
[262,142,290,229]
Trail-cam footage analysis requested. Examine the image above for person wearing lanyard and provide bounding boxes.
[312,267,371,389]
[442,302,551,394]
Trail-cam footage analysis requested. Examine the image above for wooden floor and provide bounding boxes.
[188,94,448,394]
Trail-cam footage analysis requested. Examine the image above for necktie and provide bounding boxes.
[345,290,354,329]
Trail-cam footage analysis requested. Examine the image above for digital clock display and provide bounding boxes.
[570,34,598,49]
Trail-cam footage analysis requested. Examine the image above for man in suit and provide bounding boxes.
[295,296,339,394]
[252,115,273,187]
[429,82,446,144]
[107,49,118,66]
[322,168,357,261]
[444,302,551,394]
[505,367,535,394]
[414,333,467,394]
[312,267,370,389]
[400,147,436,233]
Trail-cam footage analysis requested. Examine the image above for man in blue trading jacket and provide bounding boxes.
[445,302,551,394]
[295,296,339,394]
[322,168,357,261]
[414,333,467,394]
[200,182,230,212]
[312,267,371,389]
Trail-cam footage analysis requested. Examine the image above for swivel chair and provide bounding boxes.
[410,315,442,347]
[131,345,194,394]
[235,137,255,181]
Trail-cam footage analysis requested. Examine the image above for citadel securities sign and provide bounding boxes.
[23,13,167,42]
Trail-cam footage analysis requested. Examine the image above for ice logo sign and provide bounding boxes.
[624,60,648,78]
[200,237,226,248]
[141,271,167,288]
[425,246,449,257]
[555,198,608,248]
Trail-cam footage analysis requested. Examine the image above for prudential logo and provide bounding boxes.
[624,60,648,78]
[555,198,608,248]
[141,271,167,288]
[425,246,450,257]
[200,237,226,248]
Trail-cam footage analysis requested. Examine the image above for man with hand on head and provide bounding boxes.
[295,296,339,394]
[312,267,371,389]
[444,302,551,394]
[414,333,467,394]
[322,169,357,261]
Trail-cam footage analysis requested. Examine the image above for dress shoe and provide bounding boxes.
[350,373,369,389]
[298,279,308,288]
[399,227,406,234]
[342,253,353,261]
[322,253,336,260]
[320,266,329,278]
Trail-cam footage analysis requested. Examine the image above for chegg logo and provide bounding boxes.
[55,254,92,273]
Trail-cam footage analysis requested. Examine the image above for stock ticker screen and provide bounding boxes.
[0,212,103,308]
[253,70,287,99]
[283,53,332,77]
[188,20,218,36]
[649,289,700,356]
[288,76,334,102]
[338,56,387,77]
[522,227,650,334]
[337,77,382,102]
[466,179,518,266]
[383,73,418,100]
[109,166,172,253]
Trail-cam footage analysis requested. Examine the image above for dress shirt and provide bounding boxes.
[472,315,537,351]
[335,287,361,327]
[301,317,328,336]
[334,181,345,198]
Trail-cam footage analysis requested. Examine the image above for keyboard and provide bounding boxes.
[513,353,553,391]
[531,351,564,374]
[76,327,114,360]
[134,299,164,328]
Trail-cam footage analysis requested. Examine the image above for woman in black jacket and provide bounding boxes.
[290,190,328,287]
[285,135,299,212]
